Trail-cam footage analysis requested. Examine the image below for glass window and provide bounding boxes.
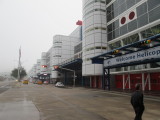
[112,22,115,31]
[147,0,160,11]
[102,46,107,49]
[151,24,160,35]
[141,24,160,38]
[113,8,119,18]
[141,28,154,38]
[112,30,115,39]
[113,0,118,9]
[107,23,112,33]
[107,4,112,15]
[143,64,149,69]
[149,6,160,23]
[136,0,141,3]
[136,2,147,17]
[137,13,148,28]
[120,24,128,35]
[126,0,135,9]
[150,62,160,68]
[107,32,113,41]
[115,67,122,72]
[118,3,127,15]
[128,19,137,32]
[106,0,112,5]
[109,41,121,50]
[123,37,130,46]
[129,34,139,43]
[54,46,62,48]
[124,67,128,71]
[135,65,144,70]
[114,28,120,38]
[113,19,119,29]
[96,46,101,49]
[117,0,125,6]
[107,13,112,22]
[122,33,139,46]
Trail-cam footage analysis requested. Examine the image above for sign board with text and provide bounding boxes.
[104,46,160,67]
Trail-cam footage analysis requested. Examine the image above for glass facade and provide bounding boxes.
[113,24,160,72]
[109,41,121,50]
[122,33,139,46]
[106,0,141,23]
[141,24,160,38]
[107,0,160,41]
[105,0,160,72]
[141,24,160,69]
[74,42,82,54]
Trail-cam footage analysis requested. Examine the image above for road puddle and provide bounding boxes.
[0,100,40,120]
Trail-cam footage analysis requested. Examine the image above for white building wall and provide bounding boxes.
[69,26,82,40]
[82,0,107,76]
[32,64,37,78]
[40,52,47,74]
[51,35,80,79]
[36,59,41,75]
[46,47,52,74]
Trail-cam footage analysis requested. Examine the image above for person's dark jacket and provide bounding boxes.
[131,91,144,108]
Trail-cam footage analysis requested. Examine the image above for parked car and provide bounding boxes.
[22,80,29,84]
[37,80,43,85]
[55,82,64,87]
[44,81,49,85]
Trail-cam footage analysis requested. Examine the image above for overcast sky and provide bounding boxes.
[0,0,82,73]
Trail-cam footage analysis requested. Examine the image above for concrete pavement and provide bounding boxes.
[0,81,160,120]
[0,82,40,120]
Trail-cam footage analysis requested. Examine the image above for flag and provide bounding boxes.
[119,9,137,27]
[76,20,82,25]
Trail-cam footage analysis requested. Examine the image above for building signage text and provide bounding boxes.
[104,46,160,67]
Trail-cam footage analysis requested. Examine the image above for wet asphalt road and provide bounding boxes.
[0,79,11,94]
[0,81,160,120]
[0,80,39,120]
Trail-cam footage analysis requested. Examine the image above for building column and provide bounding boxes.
[148,73,151,91]
[142,73,145,91]
[94,76,97,88]
[90,76,92,88]
[108,69,110,90]
[102,68,105,90]
[128,74,131,89]
[123,74,125,90]
[82,76,84,87]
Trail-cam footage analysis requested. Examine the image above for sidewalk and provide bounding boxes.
[1,82,160,120]
[78,87,160,101]
[0,82,40,120]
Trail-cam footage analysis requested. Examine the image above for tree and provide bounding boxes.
[11,68,27,79]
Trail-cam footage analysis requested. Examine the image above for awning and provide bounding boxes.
[59,58,82,70]
[91,34,160,69]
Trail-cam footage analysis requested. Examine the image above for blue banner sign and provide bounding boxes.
[104,46,160,67]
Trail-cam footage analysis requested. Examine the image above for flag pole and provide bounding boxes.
[18,47,21,82]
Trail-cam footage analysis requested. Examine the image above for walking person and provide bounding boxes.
[131,83,145,120]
